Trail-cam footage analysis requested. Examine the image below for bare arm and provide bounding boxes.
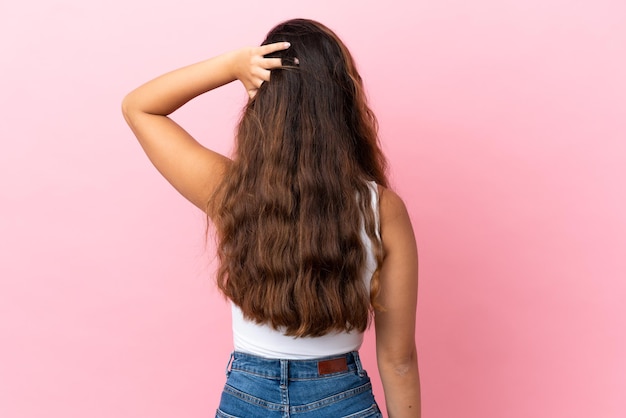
[375,187,421,417]
[121,42,290,211]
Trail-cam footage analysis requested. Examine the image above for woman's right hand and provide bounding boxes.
[231,42,291,99]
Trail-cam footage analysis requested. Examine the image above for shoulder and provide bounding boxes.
[377,185,411,227]
[376,185,417,257]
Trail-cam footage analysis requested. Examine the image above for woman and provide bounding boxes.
[122,18,420,418]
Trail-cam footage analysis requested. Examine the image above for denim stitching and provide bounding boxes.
[231,364,359,380]
[229,366,282,381]
[289,382,373,413]
[215,408,241,418]
[223,384,284,411]
[342,403,382,418]
[220,352,379,417]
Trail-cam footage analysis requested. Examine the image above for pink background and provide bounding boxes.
[1,1,624,417]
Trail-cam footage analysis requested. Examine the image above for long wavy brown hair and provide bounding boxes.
[208,19,388,337]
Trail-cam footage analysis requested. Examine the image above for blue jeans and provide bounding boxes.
[216,351,382,417]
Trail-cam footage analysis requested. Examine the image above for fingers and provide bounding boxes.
[257,42,289,70]
[259,41,291,55]
[254,41,292,72]
[242,42,291,99]
[251,62,274,82]
[262,57,283,70]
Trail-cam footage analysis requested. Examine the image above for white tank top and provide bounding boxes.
[231,181,380,359]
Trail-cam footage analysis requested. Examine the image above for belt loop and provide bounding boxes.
[225,352,234,377]
[353,351,366,377]
[280,359,289,388]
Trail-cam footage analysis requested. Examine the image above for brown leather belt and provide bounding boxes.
[317,357,348,375]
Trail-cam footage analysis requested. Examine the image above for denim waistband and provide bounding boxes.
[226,351,366,381]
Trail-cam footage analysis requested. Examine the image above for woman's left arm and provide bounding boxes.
[121,43,289,211]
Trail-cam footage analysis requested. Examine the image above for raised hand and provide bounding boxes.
[231,42,291,99]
